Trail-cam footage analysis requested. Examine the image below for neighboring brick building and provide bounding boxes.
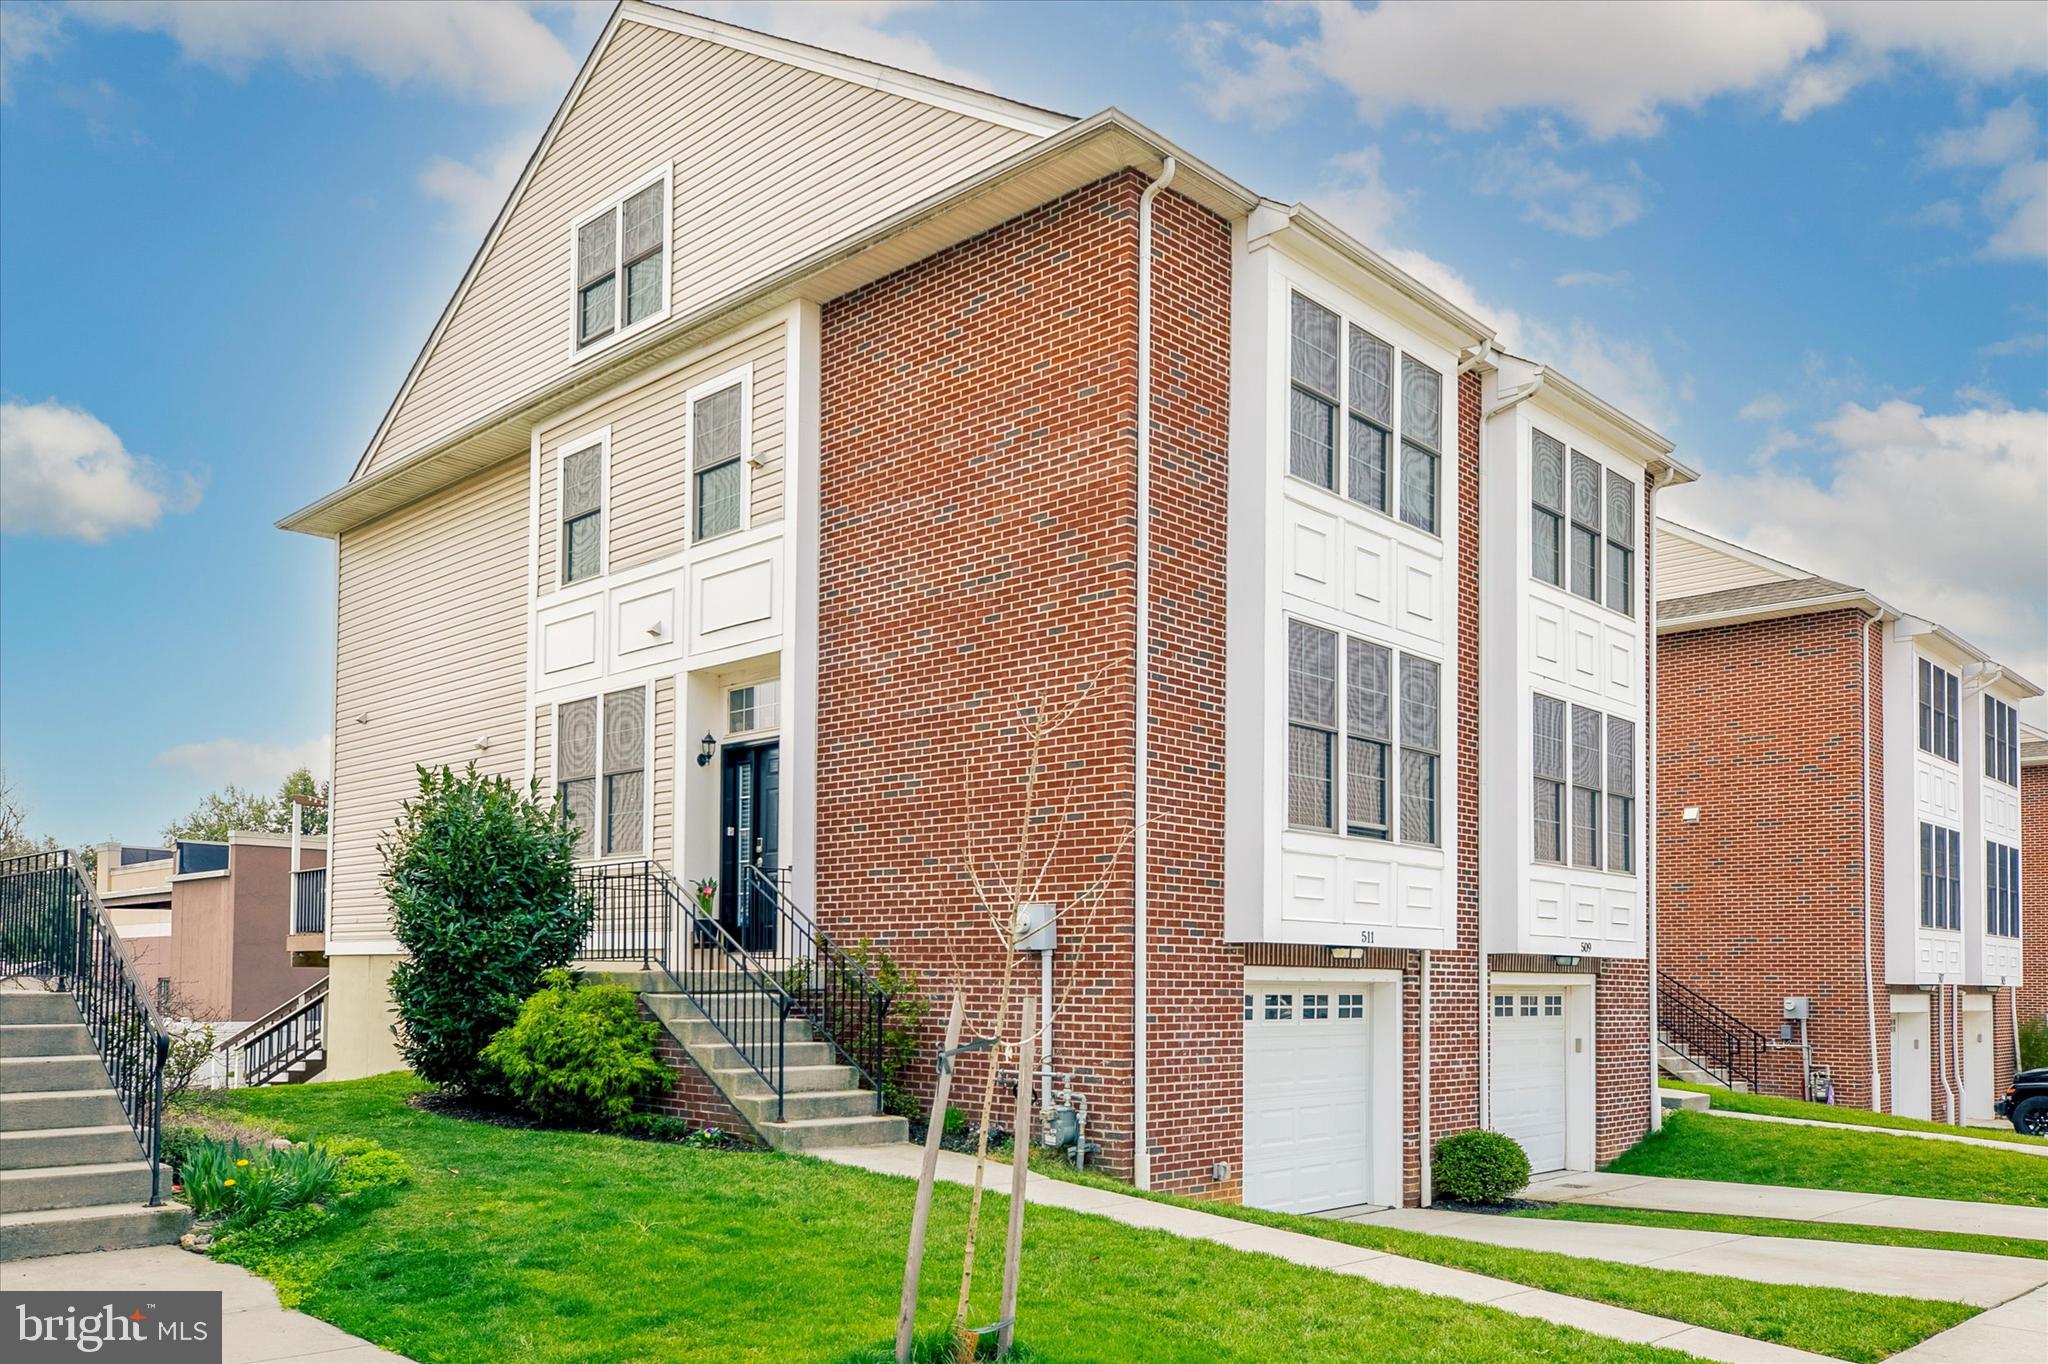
[2020,730,2048,1046]
[286,3,1695,1210]
[1655,522,2038,1120]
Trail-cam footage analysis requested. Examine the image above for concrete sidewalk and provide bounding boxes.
[1703,1107,2048,1157]
[0,1246,410,1364]
[816,1143,1832,1363]
[1350,1205,2048,1307]
[1527,1170,2048,1240]
[1890,1284,2048,1362]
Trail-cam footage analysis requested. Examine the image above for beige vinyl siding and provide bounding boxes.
[1654,526,1795,602]
[533,705,552,798]
[537,320,784,590]
[331,459,529,945]
[652,677,676,867]
[363,17,1038,475]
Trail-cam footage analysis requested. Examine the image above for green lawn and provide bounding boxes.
[1611,1109,2048,1207]
[1517,1202,2048,1261]
[1023,1154,1971,1363]
[1663,1081,2048,1148]
[186,1075,1699,1364]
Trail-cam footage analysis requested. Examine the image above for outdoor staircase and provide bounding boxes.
[0,986,190,1260]
[1656,972,1770,1093]
[1657,1038,1752,1093]
[228,977,328,1087]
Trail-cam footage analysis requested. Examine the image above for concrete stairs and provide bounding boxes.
[0,987,190,1260]
[588,969,906,1152]
[1656,1038,1752,1093]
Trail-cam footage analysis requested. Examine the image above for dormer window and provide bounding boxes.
[574,170,669,350]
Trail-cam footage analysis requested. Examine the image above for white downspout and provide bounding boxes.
[1646,471,1662,1131]
[1862,617,1884,1112]
[1938,983,1958,1123]
[1133,156,1175,1191]
[1419,949,1433,1204]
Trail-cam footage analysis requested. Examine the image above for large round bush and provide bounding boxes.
[483,970,668,1127]
[383,764,590,1095]
[1432,1129,1532,1205]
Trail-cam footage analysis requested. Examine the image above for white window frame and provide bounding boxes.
[1985,695,2020,787]
[686,364,754,544]
[1917,658,1960,763]
[1987,841,2021,939]
[554,682,655,864]
[726,678,780,738]
[1282,285,1446,539]
[568,164,673,358]
[1285,614,1441,848]
[552,424,611,589]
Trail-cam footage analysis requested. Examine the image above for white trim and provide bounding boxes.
[1490,970,1597,989]
[686,362,756,544]
[525,423,542,789]
[1244,965,1404,984]
[552,680,657,862]
[326,936,404,958]
[622,1,1070,137]
[552,423,613,589]
[568,162,675,360]
[168,869,230,884]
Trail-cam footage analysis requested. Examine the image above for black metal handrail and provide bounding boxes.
[1657,972,1769,1091]
[239,979,328,1086]
[739,864,890,1110]
[0,850,169,1204]
[290,867,327,935]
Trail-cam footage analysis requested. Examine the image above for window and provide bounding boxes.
[1606,716,1636,873]
[1531,429,1566,587]
[1605,470,1636,615]
[1399,654,1441,844]
[1338,993,1364,1019]
[557,687,648,860]
[1347,325,1393,513]
[1493,993,1515,1017]
[728,680,779,735]
[1532,694,1566,864]
[1917,659,1960,762]
[1289,294,1340,490]
[1543,994,1564,1017]
[1287,621,1338,830]
[1568,451,1601,602]
[1345,638,1392,839]
[1986,696,2020,786]
[559,442,603,585]
[1571,705,1603,869]
[1302,993,1330,1020]
[1919,822,1961,930]
[1264,993,1294,1021]
[1520,994,1540,1017]
[692,380,745,540]
[1244,993,1254,1021]
[574,173,667,348]
[1987,843,2021,938]
[1399,356,1442,534]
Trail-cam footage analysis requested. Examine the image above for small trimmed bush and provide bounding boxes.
[1432,1129,1531,1205]
[384,764,591,1097]
[334,1145,411,1196]
[483,970,668,1128]
[2020,1013,2048,1072]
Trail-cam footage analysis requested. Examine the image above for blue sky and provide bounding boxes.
[2,0,2044,848]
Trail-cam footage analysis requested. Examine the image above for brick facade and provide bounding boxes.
[2021,763,2048,1047]
[1656,610,1886,1107]
[638,1002,762,1145]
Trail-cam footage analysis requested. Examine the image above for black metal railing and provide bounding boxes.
[238,979,327,1086]
[1657,972,1769,1091]
[0,850,169,1204]
[290,867,327,935]
[573,861,891,1121]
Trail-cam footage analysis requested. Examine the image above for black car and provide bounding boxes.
[1995,1067,2048,1135]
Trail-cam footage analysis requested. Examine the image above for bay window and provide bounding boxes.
[1532,694,1566,863]
[1531,429,1566,587]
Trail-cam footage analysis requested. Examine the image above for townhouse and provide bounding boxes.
[1655,521,2039,1120]
[280,2,1692,1211]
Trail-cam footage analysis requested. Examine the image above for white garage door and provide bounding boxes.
[1244,985,1373,1214]
[1491,990,1568,1174]
[1964,1005,1996,1122]
[1891,1007,1931,1121]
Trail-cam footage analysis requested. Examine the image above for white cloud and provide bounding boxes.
[1556,270,1632,288]
[1739,393,1791,423]
[1982,157,2048,260]
[1923,98,2039,170]
[1815,0,2048,84]
[0,400,203,543]
[687,1,989,91]
[66,1,576,104]
[1675,399,2048,718]
[1315,147,1413,244]
[418,135,535,236]
[1981,333,2048,357]
[1906,198,1966,230]
[0,3,63,104]
[153,736,332,790]
[1475,134,1648,237]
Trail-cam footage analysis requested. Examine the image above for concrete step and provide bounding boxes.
[0,991,82,1026]
[0,1023,94,1057]
[1658,1086,1712,1113]
[0,1160,154,1213]
[734,1087,881,1125]
[0,1055,107,1094]
[0,1088,128,1131]
[716,1063,861,1098]
[0,1202,190,1261]
[0,1124,142,1171]
[1656,1040,1751,1093]
[760,1113,909,1153]
[692,1038,836,1073]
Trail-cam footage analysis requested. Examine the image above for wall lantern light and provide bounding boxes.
[696,733,718,767]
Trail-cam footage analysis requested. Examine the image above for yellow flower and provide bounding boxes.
[223,1179,236,1187]
[236,1158,250,1167]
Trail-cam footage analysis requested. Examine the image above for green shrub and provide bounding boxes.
[178,1138,243,1218]
[2021,1013,2048,1072]
[160,1124,208,1176]
[266,1142,340,1209]
[1432,1129,1532,1205]
[615,1113,694,1142]
[334,1145,411,1196]
[384,764,591,1097]
[175,1137,339,1224]
[483,970,668,1128]
[212,1203,331,1257]
[842,938,930,1120]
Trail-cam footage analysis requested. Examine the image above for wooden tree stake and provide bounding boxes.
[997,995,1035,1357]
[897,990,965,1364]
